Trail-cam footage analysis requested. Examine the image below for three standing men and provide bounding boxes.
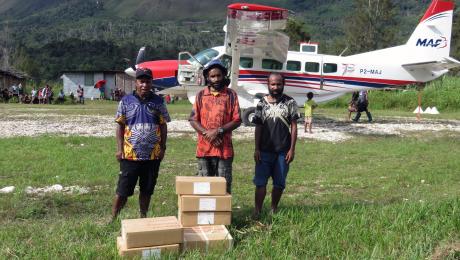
[112,68,170,220]
[189,60,241,194]
[252,73,299,218]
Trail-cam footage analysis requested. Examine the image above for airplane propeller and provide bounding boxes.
[136,47,146,66]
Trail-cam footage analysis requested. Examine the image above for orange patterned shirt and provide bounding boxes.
[189,86,241,159]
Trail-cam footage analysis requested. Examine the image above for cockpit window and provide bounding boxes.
[191,48,220,65]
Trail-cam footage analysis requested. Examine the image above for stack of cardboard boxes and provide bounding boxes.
[117,216,183,258]
[176,176,233,253]
[117,176,233,257]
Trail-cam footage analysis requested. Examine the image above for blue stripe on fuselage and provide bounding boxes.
[239,74,393,89]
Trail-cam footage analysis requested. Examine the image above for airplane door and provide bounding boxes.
[177,52,204,86]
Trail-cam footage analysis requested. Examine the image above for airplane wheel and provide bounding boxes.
[242,107,256,126]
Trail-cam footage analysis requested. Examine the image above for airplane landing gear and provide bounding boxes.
[242,107,256,126]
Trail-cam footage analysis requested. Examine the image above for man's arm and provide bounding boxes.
[158,123,167,160]
[285,120,297,163]
[254,125,262,164]
[115,123,125,161]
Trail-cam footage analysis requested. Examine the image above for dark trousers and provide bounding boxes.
[197,157,233,193]
[354,109,373,122]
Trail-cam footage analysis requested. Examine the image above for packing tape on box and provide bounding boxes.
[201,226,210,252]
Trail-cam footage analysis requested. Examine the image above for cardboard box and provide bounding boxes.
[179,194,232,212]
[121,216,183,248]
[175,176,227,195]
[179,211,231,227]
[183,225,233,253]
[117,237,180,258]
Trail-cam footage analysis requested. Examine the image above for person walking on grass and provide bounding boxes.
[353,90,373,122]
[77,85,84,104]
[252,72,299,219]
[304,92,317,134]
[189,60,241,194]
[111,68,170,221]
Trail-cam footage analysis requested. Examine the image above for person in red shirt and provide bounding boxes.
[189,60,241,193]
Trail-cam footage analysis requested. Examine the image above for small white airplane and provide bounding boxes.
[126,0,459,125]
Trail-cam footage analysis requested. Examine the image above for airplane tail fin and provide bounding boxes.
[406,0,455,60]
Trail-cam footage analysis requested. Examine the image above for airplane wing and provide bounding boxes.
[402,57,460,71]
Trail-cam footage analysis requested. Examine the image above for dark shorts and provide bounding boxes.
[116,159,160,197]
[254,151,289,190]
[197,157,233,193]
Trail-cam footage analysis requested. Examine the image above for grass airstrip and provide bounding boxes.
[0,98,459,259]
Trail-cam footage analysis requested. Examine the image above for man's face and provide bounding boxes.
[135,77,152,97]
[268,74,284,97]
[207,68,224,90]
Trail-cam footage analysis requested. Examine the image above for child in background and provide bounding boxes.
[304,92,317,133]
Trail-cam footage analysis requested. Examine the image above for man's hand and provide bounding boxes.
[285,149,295,164]
[115,151,123,161]
[254,150,261,164]
[203,128,219,143]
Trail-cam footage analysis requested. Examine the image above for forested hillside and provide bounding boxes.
[0,0,459,80]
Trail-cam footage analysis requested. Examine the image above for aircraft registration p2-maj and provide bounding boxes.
[125,0,459,125]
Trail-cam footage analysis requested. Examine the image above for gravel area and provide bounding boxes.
[1,113,459,142]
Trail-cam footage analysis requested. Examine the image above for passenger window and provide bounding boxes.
[323,63,337,73]
[262,59,283,70]
[305,62,319,73]
[240,57,253,68]
[286,61,301,71]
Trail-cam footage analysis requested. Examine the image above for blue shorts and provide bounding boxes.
[253,151,289,190]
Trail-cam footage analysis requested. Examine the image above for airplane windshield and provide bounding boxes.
[190,48,219,65]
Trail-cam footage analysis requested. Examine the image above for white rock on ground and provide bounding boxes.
[0,186,15,193]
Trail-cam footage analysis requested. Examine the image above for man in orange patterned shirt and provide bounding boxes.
[189,60,241,193]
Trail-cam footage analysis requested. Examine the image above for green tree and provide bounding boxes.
[284,18,311,50]
[344,0,398,54]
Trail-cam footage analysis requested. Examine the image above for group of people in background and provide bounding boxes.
[1,84,56,104]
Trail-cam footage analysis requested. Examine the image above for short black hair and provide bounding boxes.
[267,72,285,85]
[307,92,314,99]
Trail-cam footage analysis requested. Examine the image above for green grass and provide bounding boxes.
[0,95,459,258]
[0,133,459,258]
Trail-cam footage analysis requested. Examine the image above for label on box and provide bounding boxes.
[194,182,210,194]
[199,198,217,211]
[197,212,215,224]
[142,248,161,259]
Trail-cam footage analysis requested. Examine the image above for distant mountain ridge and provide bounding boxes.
[0,0,459,80]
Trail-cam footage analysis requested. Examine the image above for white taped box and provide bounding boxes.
[179,211,231,227]
[117,237,180,258]
[179,194,232,212]
[121,216,182,248]
[183,225,233,253]
[175,176,226,195]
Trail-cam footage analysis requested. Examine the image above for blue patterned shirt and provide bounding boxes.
[115,93,170,160]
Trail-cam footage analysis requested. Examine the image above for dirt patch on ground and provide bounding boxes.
[431,241,460,260]
[1,113,459,142]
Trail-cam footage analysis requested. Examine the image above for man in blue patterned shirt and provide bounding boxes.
[111,68,170,220]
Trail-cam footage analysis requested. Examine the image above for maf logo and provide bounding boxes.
[416,37,447,48]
